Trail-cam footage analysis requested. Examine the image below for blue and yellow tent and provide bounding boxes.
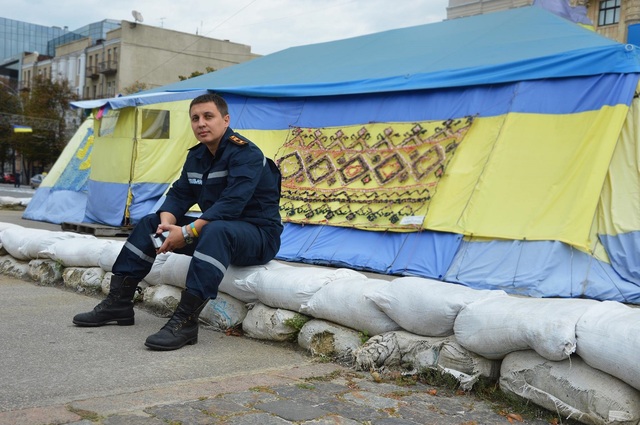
[26,6,640,303]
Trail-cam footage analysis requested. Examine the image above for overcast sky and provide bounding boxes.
[3,0,448,55]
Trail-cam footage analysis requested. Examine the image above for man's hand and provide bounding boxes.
[155,224,187,253]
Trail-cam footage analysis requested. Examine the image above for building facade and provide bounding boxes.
[16,19,259,100]
[447,0,639,45]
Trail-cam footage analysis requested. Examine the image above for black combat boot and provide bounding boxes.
[144,290,209,351]
[72,275,140,326]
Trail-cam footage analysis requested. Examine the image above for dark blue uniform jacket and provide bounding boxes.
[158,127,283,233]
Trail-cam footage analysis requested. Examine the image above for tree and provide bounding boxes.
[0,81,25,173]
[122,80,150,95]
[178,66,216,81]
[14,76,77,177]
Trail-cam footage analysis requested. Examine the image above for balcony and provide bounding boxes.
[86,66,99,79]
[98,60,118,75]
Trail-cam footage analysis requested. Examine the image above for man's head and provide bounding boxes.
[189,93,230,153]
[189,93,229,117]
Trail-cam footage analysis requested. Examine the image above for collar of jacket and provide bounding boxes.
[189,127,234,159]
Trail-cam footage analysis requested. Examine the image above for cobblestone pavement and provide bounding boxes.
[2,365,556,425]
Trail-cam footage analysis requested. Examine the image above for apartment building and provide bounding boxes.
[16,19,259,100]
[447,1,638,45]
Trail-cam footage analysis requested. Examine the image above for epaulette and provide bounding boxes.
[229,134,249,146]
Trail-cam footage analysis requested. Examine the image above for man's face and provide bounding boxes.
[190,101,230,151]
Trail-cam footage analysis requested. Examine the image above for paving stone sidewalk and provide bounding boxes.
[46,369,552,425]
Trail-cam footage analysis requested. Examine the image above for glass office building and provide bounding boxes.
[47,20,121,57]
[0,17,120,81]
[0,17,67,61]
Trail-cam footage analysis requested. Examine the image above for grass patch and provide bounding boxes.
[304,369,343,382]
[66,406,101,422]
[283,313,311,341]
[296,383,316,390]
[249,385,276,394]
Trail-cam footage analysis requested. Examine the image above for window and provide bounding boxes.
[599,0,621,26]
[99,110,120,137]
[141,110,170,139]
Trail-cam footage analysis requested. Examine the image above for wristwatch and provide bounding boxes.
[181,225,193,244]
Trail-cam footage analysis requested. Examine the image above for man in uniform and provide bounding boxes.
[73,93,283,351]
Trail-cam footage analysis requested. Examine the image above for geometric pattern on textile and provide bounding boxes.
[275,116,474,231]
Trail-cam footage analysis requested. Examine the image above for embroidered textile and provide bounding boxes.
[275,117,474,231]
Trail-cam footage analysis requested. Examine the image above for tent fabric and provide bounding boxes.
[277,223,462,279]
[25,6,640,303]
[444,238,640,304]
[71,89,210,111]
[142,7,640,98]
[82,100,197,226]
[225,73,638,250]
[23,117,94,224]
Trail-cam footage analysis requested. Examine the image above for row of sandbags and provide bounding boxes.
[1,224,640,424]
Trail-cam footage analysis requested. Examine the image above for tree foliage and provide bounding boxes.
[122,80,150,95]
[0,82,24,170]
[178,66,216,81]
[0,76,76,176]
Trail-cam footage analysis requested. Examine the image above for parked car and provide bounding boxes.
[3,173,15,184]
[30,174,43,189]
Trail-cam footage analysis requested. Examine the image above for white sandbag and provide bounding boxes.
[0,222,21,232]
[1,228,58,260]
[298,319,363,363]
[101,273,146,300]
[355,331,448,371]
[576,301,640,392]
[438,339,501,381]
[301,277,401,336]
[143,253,170,286]
[219,261,292,302]
[247,267,365,312]
[365,276,506,337]
[160,253,191,288]
[500,350,640,425]
[98,240,125,272]
[39,238,112,267]
[22,231,95,260]
[242,302,302,341]
[143,284,182,316]
[63,267,107,294]
[28,259,63,285]
[453,296,597,361]
[200,293,248,330]
[0,255,30,278]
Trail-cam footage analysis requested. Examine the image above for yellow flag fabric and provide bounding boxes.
[427,106,629,250]
[90,109,135,183]
[596,94,640,237]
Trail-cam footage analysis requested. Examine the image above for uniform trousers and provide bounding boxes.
[112,213,280,299]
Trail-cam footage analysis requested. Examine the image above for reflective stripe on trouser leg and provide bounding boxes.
[112,213,161,280]
[185,220,271,300]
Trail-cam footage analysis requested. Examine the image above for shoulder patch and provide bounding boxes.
[229,134,248,146]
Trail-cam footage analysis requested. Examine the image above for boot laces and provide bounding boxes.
[162,307,194,332]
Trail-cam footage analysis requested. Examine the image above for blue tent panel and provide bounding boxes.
[444,239,640,303]
[276,223,462,279]
[128,182,171,225]
[23,188,87,224]
[84,181,128,226]
[225,74,636,131]
[599,232,640,285]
